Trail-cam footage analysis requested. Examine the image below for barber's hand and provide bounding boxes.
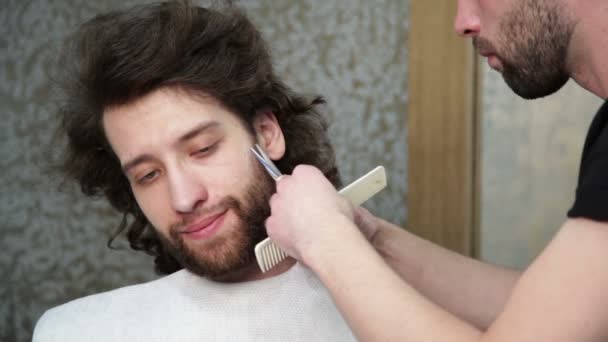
[265,165,358,264]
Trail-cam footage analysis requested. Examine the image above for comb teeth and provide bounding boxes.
[255,238,289,272]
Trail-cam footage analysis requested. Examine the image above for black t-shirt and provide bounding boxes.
[568,100,608,222]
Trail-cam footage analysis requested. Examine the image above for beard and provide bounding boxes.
[475,0,575,99]
[158,160,275,279]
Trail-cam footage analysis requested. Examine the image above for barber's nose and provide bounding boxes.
[454,0,481,37]
[168,167,208,214]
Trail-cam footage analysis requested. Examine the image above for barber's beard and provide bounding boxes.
[158,163,275,279]
[479,0,575,99]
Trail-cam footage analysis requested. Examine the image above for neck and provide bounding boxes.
[566,1,608,99]
[209,257,297,283]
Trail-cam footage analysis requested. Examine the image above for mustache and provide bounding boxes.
[168,196,240,232]
[473,37,497,56]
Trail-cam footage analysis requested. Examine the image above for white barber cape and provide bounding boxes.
[33,262,355,342]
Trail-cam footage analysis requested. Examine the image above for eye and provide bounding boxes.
[136,170,159,185]
[193,142,218,157]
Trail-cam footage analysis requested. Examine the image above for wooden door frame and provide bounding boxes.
[407,1,480,256]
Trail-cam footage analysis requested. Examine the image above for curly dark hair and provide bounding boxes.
[56,0,341,275]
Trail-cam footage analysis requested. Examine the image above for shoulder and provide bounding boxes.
[581,100,608,162]
[32,271,187,342]
[568,101,608,221]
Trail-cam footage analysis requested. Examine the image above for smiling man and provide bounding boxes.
[32,1,354,341]
[104,88,278,282]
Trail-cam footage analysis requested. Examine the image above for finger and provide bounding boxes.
[264,216,273,233]
[274,174,290,192]
[269,193,280,211]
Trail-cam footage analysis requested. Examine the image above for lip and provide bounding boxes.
[485,54,502,71]
[477,49,494,58]
[473,39,494,58]
[476,48,501,70]
[180,210,228,240]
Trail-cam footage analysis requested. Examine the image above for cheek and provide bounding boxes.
[202,145,258,195]
[132,185,171,230]
[204,163,254,198]
[483,0,509,23]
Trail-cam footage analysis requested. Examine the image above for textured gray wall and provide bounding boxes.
[0,1,409,340]
[479,63,602,268]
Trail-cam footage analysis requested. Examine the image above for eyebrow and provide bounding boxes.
[177,121,220,143]
[121,121,221,175]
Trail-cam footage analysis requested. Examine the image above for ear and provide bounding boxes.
[252,111,286,160]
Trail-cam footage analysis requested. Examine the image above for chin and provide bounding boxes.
[504,72,569,100]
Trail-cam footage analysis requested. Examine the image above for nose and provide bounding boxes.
[167,165,208,214]
[454,0,481,37]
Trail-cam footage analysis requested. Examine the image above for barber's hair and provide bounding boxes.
[57,0,340,274]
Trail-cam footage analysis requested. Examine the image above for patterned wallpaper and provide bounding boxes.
[0,0,409,340]
[479,63,603,268]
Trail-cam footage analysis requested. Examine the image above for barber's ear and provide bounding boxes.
[252,111,286,160]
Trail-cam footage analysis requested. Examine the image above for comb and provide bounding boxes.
[254,165,387,272]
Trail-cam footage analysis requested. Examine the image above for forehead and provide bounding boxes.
[104,87,244,127]
[102,87,248,158]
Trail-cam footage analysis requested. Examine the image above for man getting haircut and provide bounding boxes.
[33,1,354,341]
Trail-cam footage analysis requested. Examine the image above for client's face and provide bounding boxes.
[103,87,278,279]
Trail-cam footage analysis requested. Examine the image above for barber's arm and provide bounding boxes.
[364,213,519,329]
[266,165,608,342]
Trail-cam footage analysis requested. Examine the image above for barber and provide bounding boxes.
[265,0,608,341]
